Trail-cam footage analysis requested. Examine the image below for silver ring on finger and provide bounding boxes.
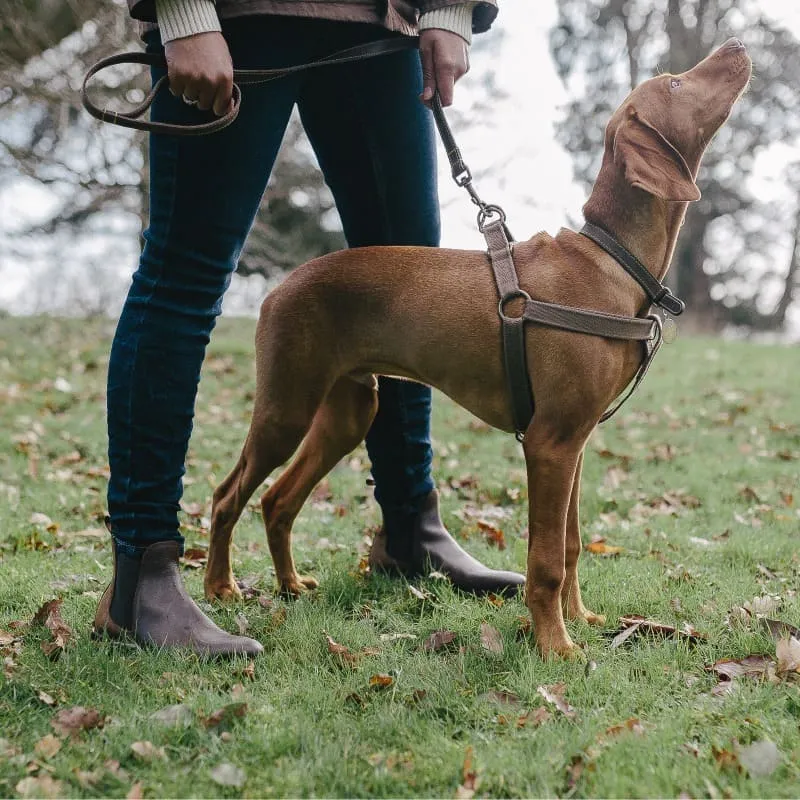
[182,94,199,107]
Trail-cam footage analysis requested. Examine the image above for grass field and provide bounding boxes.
[0,315,799,798]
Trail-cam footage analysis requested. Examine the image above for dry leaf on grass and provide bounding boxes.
[480,623,504,655]
[126,781,145,799]
[369,673,394,689]
[202,702,248,730]
[536,683,577,720]
[32,598,73,659]
[210,762,246,788]
[422,630,457,652]
[51,706,105,737]
[586,536,624,556]
[478,690,522,707]
[476,520,506,550]
[611,615,706,647]
[455,746,479,799]
[775,636,800,676]
[33,734,61,760]
[130,741,166,761]
[323,632,380,667]
[516,707,552,728]
[37,691,56,707]
[15,775,64,799]
[408,585,434,602]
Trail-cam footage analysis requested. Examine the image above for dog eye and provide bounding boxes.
[670,78,681,89]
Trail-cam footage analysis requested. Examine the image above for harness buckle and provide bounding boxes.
[657,289,685,316]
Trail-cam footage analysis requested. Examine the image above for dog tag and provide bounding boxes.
[662,316,678,344]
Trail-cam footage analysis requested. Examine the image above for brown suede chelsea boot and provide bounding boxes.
[94,540,263,657]
[369,489,525,596]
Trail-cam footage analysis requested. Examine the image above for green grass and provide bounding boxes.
[0,315,799,798]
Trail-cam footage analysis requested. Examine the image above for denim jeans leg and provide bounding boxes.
[298,37,440,515]
[106,23,304,554]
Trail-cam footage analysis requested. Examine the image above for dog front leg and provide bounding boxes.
[523,433,580,658]
[561,450,605,626]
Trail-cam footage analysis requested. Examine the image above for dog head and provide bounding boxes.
[607,38,752,202]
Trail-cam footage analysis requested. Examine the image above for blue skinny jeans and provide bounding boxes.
[107,16,440,552]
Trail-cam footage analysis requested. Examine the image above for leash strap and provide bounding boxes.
[580,222,685,316]
[81,38,418,136]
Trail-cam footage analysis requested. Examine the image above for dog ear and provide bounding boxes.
[613,112,701,201]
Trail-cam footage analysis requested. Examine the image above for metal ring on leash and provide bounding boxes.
[478,204,507,231]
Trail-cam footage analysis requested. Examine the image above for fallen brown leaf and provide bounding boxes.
[479,622,504,655]
[586,536,624,556]
[422,630,457,652]
[476,520,506,550]
[32,598,73,659]
[775,636,800,676]
[369,673,394,689]
[202,702,248,730]
[516,706,552,727]
[612,614,706,645]
[478,690,522,707]
[455,746,479,799]
[209,762,246,788]
[604,718,645,738]
[126,781,145,799]
[16,775,64,799]
[33,734,62,760]
[536,683,577,720]
[130,741,166,761]
[709,654,773,681]
[51,706,104,737]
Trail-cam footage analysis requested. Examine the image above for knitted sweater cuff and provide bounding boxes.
[419,3,475,45]
[154,0,221,43]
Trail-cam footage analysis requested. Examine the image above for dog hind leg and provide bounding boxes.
[261,376,379,597]
[205,400,320,602]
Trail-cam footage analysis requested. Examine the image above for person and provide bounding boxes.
[93,0,523,657]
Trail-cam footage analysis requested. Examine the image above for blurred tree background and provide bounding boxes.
[551,0,800,332]
[0,1,798,332]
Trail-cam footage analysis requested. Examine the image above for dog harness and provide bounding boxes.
[82,37,684,441]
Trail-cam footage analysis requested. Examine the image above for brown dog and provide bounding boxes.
[203,39,751,657]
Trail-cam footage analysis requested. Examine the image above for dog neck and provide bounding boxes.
[582,163,689,285]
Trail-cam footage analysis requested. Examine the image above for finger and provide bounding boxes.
[196,79,216,112]
[419,41,436,106]
[435,62,456,107]
[212,74,234,117]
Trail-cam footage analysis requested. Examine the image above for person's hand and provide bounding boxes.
[164,31,233,116]
[419,28,469,108]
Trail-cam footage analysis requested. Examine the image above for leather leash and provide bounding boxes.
[81,37,419,135]
[82,38,680,440]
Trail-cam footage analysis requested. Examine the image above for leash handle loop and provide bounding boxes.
[82,38,418,136]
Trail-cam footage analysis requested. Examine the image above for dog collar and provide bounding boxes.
[579,222,686,316]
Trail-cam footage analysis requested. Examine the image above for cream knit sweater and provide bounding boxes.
[154,0,476,45]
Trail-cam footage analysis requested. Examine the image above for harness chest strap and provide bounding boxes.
[481,218,662,438]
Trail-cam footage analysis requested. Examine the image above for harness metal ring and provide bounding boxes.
[646,312,663,343]
[498,289,532,322]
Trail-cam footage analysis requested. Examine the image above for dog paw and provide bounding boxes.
[580,609,606,626]
[279,574,319,599]
[204,580,243,603]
